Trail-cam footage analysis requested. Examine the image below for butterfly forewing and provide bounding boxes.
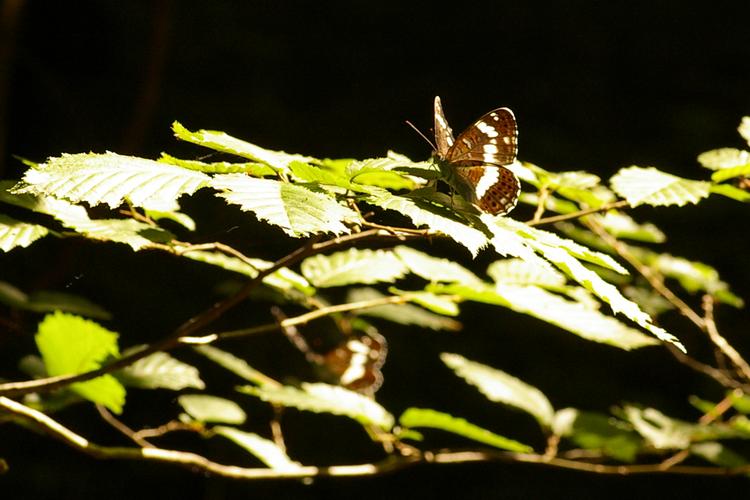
[433,96,521,215]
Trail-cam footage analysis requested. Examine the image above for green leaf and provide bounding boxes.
[486,258,566,288]
[441,353,555,427]
[653,254,743,308]
[238,382,395,430]
[289,161,356,190]
[159,153,275,176]
[117,349,205,390]
[389,288,460,316]
[399,407,532,452]
[698,148,750,171]
[35,312,125,413]
[178,394,246,424]
[213,426,303,470]
[173,122,316,171]
[691,442,748,468]
[14,152,210,211]
[364,189,488,256]
[300,248,408,288]
[432,283,657,349]
[347,287,462,331]
[596,212,666,243]
[610,166,711,207]
[0,214,49,252]
[740,117,750,146]
[143,208,196,231]
[181,249,314,295]
[553,408,641,463]
[393,246,482,284]
[621,406,694,449]
[347,157,421,190]
[210,174,356,237]
[194,345,278,386]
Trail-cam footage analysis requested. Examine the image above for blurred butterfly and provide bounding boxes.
[433,96,520,215]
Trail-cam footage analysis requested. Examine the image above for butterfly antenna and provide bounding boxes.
[405,120,436,151]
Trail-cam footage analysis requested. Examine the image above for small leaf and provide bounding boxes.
[596,212,666,243]
[214,426,303,470]
[348,287,462,331]
[399,407,532,452]
[697,148,750,171]
[15,152,210,211]
[211,174,356,237]
[441,353,554,427]
[0,214,49,252]
[486,258,566,289]
[178,394,246,424]
[364,189,488,256]
[239,382,395,430]
[691,442,748,468]
[740,117,750,146]
[610,166,711,207]
[301,248,408,287]
[182,249,313,295]
[172,122,316,171]
[393,246,482,284]
[159,153,275,176]
[117,350,205,390]
[553,408,641,463]
[143,209,196,231]
[35,312,125,413]
[194,345,280,387]
[653,254,743,307]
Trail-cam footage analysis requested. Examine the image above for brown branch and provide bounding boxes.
[0,228,417,397]
[4,395,750,480]
[702,295,750,382]
[527,200,630,226]
[96,404,154,448]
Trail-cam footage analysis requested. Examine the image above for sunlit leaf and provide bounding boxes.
[441,353,554,427]
[211,174,356,237]
[697,148,750,171]
[596,212,666,243]
[159,153,275,176]
[348,287,462,331]
[610,166,711,207]
[0,214,49,252]
[14,152,210,211]
[214,426,303,470]
[300,248,408,287]
[239,382,394,430]
[117,349,204,391]
[194,345,279,387]
[173,121,316,171]
[399,407,532,452]
[393,245,481,284]
[35,312,125,413]
[178,394,246,424]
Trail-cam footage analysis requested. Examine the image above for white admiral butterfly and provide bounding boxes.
[433,96,521,215]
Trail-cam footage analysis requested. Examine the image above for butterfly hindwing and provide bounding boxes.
[433,96,521,215]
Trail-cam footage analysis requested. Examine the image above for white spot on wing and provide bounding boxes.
[475,167,500,198]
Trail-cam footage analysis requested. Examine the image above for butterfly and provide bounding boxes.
[433,96,521,215]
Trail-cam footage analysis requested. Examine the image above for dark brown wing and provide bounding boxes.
[433,96,455,157]
[446,107,518,166]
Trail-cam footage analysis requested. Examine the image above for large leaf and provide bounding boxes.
[239,382,394,430]
[432,283,657,350]
[364,189,488,256]
[210,174,356,237]
[173,121,315,172]
[610,166,711,207]
[35,312,125,413]
[393,245,482,284]
[178,394,246,424]
[0,282,111,319]
[14,152,210,211]
[117,350,205,391]
[213,426,303,471]
[300,248,408,287]
[182,249,313,295]
[0,214,49,252]
[399,407,532,452]
[486,258,566,289]
[347,287,462,331]
[441,353,555,427]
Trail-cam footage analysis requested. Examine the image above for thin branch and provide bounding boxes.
[702,295,750,382]
[4,396,750,480]
[0,228,416,397]
[584,216,705,328]
[531,185,550,223]
[527,200,630,226]
[666,344,744,390]
[96,404,154,448]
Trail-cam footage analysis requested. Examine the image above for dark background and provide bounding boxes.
[2,1,750,498]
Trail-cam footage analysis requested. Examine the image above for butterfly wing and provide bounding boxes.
[433,96,455,157]
[455,165,520,215]
[447,107,518,165]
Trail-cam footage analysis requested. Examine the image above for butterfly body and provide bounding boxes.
[433,96,521,215]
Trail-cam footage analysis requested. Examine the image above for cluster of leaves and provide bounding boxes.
[0,116,749,476]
